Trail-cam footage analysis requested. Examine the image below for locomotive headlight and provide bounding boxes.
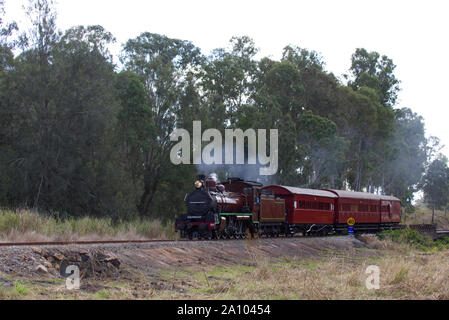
[194,180,203,189]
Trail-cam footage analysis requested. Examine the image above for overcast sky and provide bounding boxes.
[4,0,449,158]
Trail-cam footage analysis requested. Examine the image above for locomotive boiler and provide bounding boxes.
[175,174,253,239]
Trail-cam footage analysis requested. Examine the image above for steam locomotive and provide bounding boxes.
[174,174,402,239]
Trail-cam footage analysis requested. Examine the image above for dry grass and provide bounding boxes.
[5,247,449,300]
[406,203,449,229]
[2,205,449,300]
[2,240,449,300]
[172,247,449,300]
[0,208,176,242]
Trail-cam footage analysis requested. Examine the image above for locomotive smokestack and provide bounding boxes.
[206,173,218,190]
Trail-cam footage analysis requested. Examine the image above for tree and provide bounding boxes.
[250,60,304,185]
[282,45,324,72]
[381,108,428,209]
[422,155,449,224]
[349,48,400,107]
[0,3,439,224]
[0,0,18,48]
[336,86,378,191]
[121,32,203,217]
[0,0,125,216]
[200,36,258,129]
[296,111,347,188]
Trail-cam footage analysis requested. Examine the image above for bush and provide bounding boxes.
[378,228,448,251]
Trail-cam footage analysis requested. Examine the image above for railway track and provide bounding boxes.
[0,233,342,247]
[437,230,449,239]
[1,227,448,248]
[0,239,182,247]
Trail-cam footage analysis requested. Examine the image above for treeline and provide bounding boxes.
[0,0,445,220]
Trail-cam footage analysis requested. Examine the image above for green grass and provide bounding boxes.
[378,228,449,251]
[96,289,111,299]
[0,208,176,241]
[14,281,30,296]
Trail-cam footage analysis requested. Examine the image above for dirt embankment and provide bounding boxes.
[0,236,374,280]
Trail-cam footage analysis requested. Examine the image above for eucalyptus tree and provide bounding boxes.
[0,0,123,216]
[121,32,203,217]
[383,108,428,208]
[422,155,449,223]
[349,48,400,108]
[249,60,305,185]
[200,36,259,129]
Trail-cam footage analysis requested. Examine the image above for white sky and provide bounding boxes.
[4,0,449,159]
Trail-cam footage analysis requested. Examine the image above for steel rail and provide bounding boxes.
[0,239,183,247]
[1,229,447,247]
[0,234,336,247]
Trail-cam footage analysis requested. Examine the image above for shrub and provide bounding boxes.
[378,228,447,251]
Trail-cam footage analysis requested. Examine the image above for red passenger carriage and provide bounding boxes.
[262,186,337,235]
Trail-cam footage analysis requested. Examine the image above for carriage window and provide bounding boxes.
[294,201,297,209]
[358,204,369,212]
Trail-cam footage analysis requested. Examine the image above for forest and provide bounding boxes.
[1,0,448,222]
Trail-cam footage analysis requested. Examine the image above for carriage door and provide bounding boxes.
[381,201,392,223]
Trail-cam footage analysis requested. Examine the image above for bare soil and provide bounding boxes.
[0,236,389,299]
[0,236,371,277]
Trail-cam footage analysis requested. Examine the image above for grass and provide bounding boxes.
[405,202,449,229]
[0,208,176,242]
[378,228,449,251]
[171,248,449,300]
[2,241,449,300]
[96,289,111,299]
[14,281,30,296]
[2,205,449,300]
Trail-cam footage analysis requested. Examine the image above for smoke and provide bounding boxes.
[194,143,277,185]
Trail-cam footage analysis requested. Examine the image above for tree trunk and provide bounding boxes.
[432,204,435,225]
[403,207,406,224]
[355,139,363,191]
